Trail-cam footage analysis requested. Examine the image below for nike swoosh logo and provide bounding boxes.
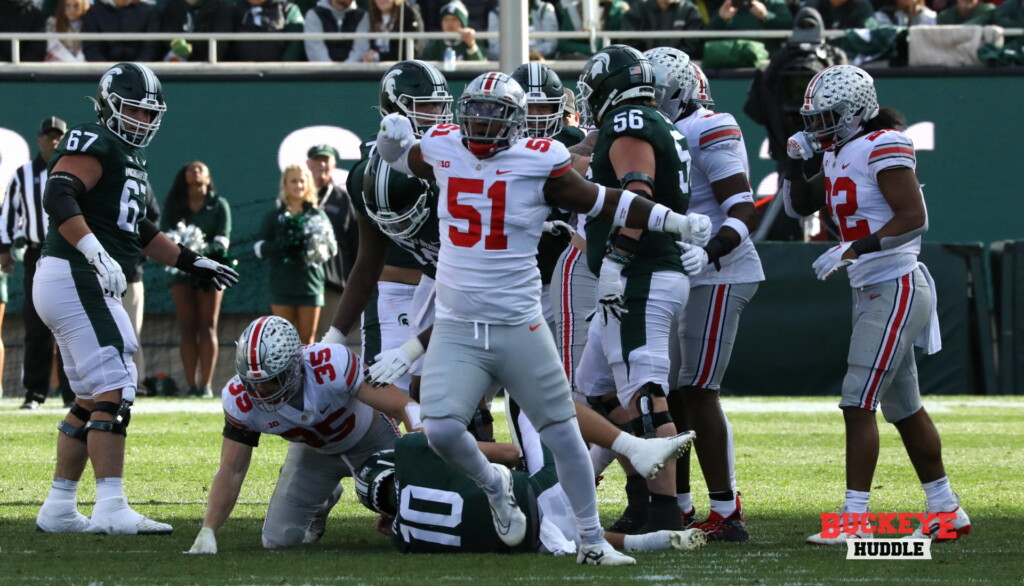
[869,294,881,300]
[842,163,851,169]
[529,323,542,331]
[496,170,512,175]
[319,405,330,414]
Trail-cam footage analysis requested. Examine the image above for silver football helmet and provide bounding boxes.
[690,63,714,109]
[457,72,527,158]
[644,47,698,122]
[235,316,304,412]
[800,64,879,152]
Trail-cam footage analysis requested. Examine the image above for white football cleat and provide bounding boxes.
[903,493,972,542]
[486,464,526,547]
[631,431,696,480]
[577,540,637,566]
[304,484,344,544]
[89,497,172,535]
[36,501,90,533]
[669,528,707,551]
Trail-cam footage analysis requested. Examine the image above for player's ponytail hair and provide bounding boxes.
[863,107,907,133]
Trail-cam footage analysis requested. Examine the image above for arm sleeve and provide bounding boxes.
[222,419,261,447]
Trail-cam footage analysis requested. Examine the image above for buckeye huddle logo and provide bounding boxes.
[819,512,958,560]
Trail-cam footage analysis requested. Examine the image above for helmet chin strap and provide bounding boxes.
[466,140,499,158]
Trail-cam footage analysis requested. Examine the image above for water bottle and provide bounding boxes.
[443,46,457,72]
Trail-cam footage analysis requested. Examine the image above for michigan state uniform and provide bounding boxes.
[577,104,693,404]
[34,123,149,399]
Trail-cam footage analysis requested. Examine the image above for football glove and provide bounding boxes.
[175,245,239,291]
[542,220,575,237]
[187,527,217,554]
[687,213,713,247]
[379,113,415,149]
[365,336,425,388]
[76,233,126,298]
[677,241,708,276]
[812,242,856,280]
[320,326,346,345]
[590,257,628,324]
[787,132,814,161]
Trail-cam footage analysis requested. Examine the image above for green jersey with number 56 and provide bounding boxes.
[585,104,691,277]
[43,123,148,277]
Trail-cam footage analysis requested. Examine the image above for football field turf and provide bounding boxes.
[2,396,1022,584]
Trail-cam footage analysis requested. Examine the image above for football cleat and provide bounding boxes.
[304,484,345,544]
[669,528,707,551]
[903,493,972,542]
[630,431,696,480]
[486,463,526,546]
[695,495,749,542]
[681,506,698,529]
[577,540,637,566]
[36,501,90,533]
[89,497,172,535]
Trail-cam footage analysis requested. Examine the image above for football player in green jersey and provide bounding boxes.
[575,45,712,535]
[34,62,238,536]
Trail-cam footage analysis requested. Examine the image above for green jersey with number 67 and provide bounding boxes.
[585,104,691,277]
[43,123,148,277]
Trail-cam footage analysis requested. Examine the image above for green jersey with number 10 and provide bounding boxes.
[44,123,148,277]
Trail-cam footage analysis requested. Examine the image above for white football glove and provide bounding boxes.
[76,233,126,298]
[687,213,713,247]
[677,241,708,276]
[365,336,425,388]
[541,220,575,237]
[812,242,856,280]
[379,113,415,148]
[590,257,627,324]
[187,527,217,554]
[786,132,814,161]
[320,326,346,345]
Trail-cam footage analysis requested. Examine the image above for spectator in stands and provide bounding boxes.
[0,0,49,62]
[708,0,794,54]
[162,162,232,399]
[556,0,631,59]
[229,0,305,62]
[304,0,369,62]
[253,165,329,344]
[563,86,581,129]
[81,0,161,62]
[803,0,877,31]
[486,0,559,60]
[992,0,1024,32]
[623,0,705,58]
[362,0,423,62]
[306,145,358,340]
[161,0,234,62]
[421,1,485,61]
[45,0,90,62]
[936,0,994,24]
[875,0,936,26]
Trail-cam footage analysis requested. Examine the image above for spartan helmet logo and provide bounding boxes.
[588,53,611,76]
[381,68,402,106]
[99,66,123,101]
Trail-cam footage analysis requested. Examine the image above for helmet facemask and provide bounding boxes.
[394,93,453,137]
[524,95,565,138]
[234,316,304,412]
[242,356,303,413]
[366,188,430,239]
[458,97,524,158]
[800,65,879,152]
[101,93,166,148]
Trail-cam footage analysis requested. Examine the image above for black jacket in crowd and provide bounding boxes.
[82,0,162,62]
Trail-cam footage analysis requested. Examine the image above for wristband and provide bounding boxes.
[175,244,200,272]
[585,183,607,218]
[851,234,881,255]
[721,217,750,243]
[720,191,753,214]
[612,190,637,228]
[404,403,423,430]
[647,204,671,232]
[74,233,103,257]
[400,336,426,361]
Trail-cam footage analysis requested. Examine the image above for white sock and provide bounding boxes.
[47,478,78,504]
[677,492,693,514]
[922,477,954,511]
[610,432,642,461]
[844,489,871,514]
[623,530,671,552]
[709,496,737,519]
[95,477,125,503]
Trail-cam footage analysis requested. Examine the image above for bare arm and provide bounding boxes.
[200,437,253,532]
[842,167,927,261]
[329,211,392,336]
[543,169,666,230]
[609,136,658,248]
[355,383,420,432]
[141,232,185,266]
[397,144,435,181]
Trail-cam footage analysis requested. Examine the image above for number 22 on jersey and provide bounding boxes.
[825,176,870,241]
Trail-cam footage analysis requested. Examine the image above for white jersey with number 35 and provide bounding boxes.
[221,343,376,454]
[823,129,920,288]
[419,124,572,325]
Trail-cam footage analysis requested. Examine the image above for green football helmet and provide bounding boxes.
[577,44,655,127]
[363,151,432,239]
[510,62,566,138]
[355,449,398,516]
[94,62,166,148]
[380,60,454,137]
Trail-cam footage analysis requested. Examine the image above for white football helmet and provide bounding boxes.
[690,63,714,109]
[234,316,304,412]
[644,47,698,122]
[799,64,879,152]
[457,72,527,158]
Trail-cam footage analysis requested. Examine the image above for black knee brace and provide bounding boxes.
[587,395,632,433]
[57,404,92,443]
[84,400,133,437]
[630,383,672,439]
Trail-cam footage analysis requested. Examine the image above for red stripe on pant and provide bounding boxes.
[560,247,580,384]
[860,274,913,409]
[693,284,729,388]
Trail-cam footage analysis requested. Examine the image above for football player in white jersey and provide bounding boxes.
[784,65,970,545]
[187,316,422,554]
[375,71,709,566]
[646,50,763,542]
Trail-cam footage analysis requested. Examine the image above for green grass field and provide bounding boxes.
[2,396,1022,585]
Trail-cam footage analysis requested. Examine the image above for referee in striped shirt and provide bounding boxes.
[0,116,73,409]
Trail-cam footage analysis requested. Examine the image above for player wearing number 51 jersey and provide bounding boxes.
[784,65,970,545]
[34,62,237,538]
[187,316,421,554]
[377,70,707,566]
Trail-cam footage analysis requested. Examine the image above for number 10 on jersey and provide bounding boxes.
[446,178,508,251]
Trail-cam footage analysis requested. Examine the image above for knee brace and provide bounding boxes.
[629,383,672,439]
[84,400,133,437]
[467,406,494,442]
[587,395,631,433]
[57,404,92,443]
